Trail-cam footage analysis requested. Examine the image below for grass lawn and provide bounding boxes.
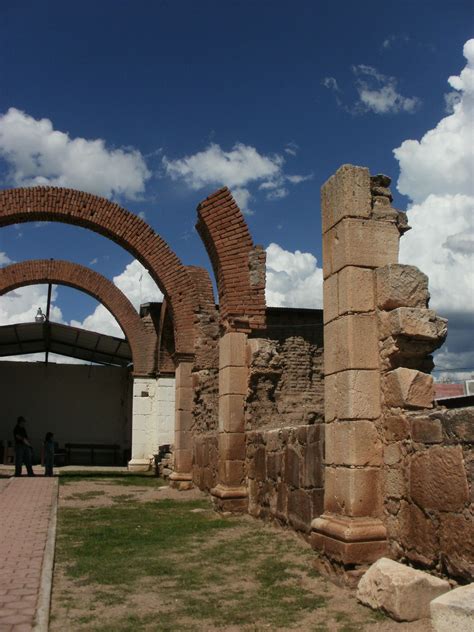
[50,477,392,632]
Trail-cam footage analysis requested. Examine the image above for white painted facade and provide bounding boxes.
[128,375,175,471]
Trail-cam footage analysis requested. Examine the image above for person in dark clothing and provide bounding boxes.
[42,432,54,477]
[13,416,35,477]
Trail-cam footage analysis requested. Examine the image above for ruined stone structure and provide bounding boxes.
[1,165,472,584]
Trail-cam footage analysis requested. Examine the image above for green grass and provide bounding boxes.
[55,495,330,629]
[54,482,386,631]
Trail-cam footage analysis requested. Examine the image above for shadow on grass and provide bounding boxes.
[60,473,166,487]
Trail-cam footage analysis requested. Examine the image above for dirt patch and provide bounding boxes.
[51,478,433,632]
[59,479,206,508]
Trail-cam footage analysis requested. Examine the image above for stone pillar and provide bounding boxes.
[169,357,194,490]
[128,376,157,471]
[211,331,248,511]
[312,165,401,577]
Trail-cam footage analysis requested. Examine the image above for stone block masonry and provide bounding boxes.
[313,165,403,577]
[383,406,473,582]
[247,425,324,533]
[314,164,471,584]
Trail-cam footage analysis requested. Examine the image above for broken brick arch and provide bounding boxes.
[0,259,157,376]
[196,187,266,333]
[0,187,198,356]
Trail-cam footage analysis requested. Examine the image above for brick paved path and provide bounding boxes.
[0,477,57,631]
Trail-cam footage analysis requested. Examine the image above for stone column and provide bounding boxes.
[169,357,194,490]
[211,331,248,511]
[128,376,157,471]
[312,165,401,576]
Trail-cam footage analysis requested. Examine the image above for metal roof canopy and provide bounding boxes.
[0,321,132,368]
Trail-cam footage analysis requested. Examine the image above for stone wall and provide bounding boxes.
[246,337,324,430]
[191,366,219,492]
[245,307,324,430]
[192,432,218,492]
[372,259,473,581]
[244,309,325,526]
[247,424,324,533]
[383,405,473,583]
[192,308,325,495]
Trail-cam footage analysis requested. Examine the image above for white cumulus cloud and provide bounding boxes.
[0,251,12,266]
[353,64,421,114]
[0,108,151,200]
[0,284,64,326]
[162,142,309,214]
[395,39,474,377]
[70,259,164,337]
[265,242,323,308]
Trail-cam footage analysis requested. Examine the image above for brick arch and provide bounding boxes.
[0,187,197,354]
[196,187,266,332]
[0,259,157,376]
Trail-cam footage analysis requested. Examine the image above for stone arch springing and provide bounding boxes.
[0,187,198,355]
[0,259,157,376]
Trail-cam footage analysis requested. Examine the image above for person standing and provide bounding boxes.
[13,416,35,477]
[42,432,55,477]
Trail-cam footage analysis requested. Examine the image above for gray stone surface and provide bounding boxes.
[357,557,450,621]
[430,583,474,632]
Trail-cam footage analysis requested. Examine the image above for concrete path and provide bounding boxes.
[0,477,58,632]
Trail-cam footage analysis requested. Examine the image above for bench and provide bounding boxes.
[65,443,121,466]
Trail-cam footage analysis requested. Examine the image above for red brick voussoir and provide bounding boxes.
[0,477,57,632]
[196,187,266,333]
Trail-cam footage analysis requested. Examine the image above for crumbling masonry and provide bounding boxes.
[0,165,472,584]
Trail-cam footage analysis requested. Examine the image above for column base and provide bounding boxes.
[211,484,248,513]
[311,513,388,570]
[169,471,193,490]
[128,458,151,472]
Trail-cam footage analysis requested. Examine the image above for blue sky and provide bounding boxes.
[0,0,472,377]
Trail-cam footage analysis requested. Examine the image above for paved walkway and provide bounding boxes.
[0,477,58,632]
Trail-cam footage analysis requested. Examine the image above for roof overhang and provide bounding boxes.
[0,321,132,368]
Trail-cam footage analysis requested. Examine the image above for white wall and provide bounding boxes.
[0,361,132,461]
[155,376,175,447]
[129,375,176,470]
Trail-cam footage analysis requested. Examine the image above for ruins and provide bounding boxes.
[0,164,472,585]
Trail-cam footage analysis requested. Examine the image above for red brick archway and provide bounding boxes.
[196,187,266,333]
[0,259,157,375]
[0,187,197,355]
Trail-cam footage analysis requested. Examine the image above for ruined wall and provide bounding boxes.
[371,261,473,582]
[247,424,324,533]
[245,308,324,430]
[187,267,220,491]
[244,308,325,525]
[245,337,324,430]
[192,308,325,495]
[383,406,473,583]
